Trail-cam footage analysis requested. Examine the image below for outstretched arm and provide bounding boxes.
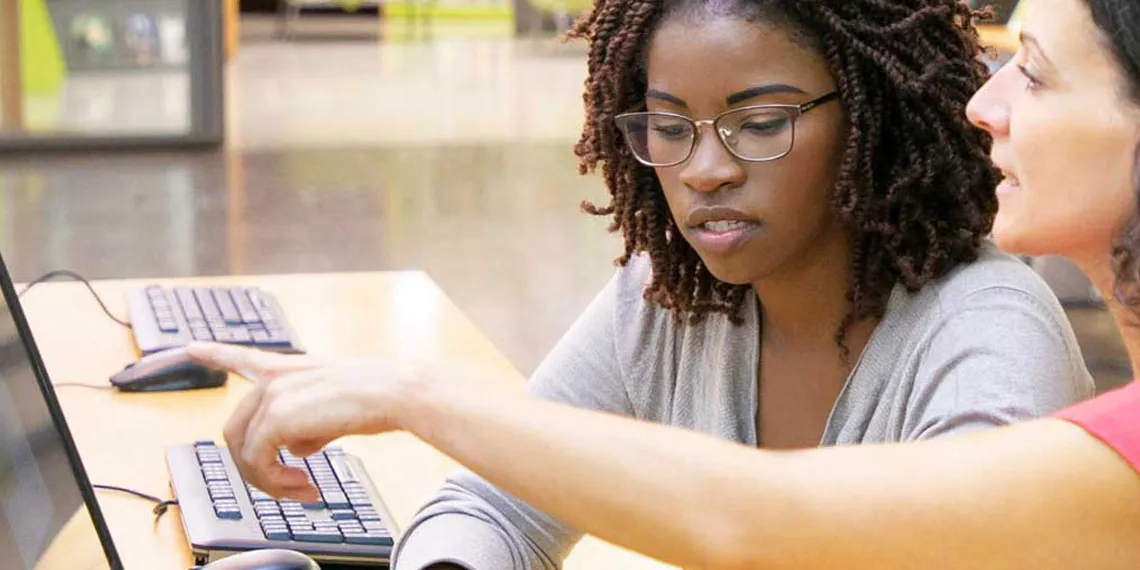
[402,376,1140,570]
[189,339,1140,570]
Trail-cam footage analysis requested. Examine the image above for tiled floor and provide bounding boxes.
[0,18,1131,391]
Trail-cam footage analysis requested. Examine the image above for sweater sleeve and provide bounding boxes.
[392,263,639,570]
[1056,381,1140,475]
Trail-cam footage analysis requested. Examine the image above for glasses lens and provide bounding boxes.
[617,114,694,166]
[718,108,794,161]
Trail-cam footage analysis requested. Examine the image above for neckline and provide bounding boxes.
[749,284,900,447]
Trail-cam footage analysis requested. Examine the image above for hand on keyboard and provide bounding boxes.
[186,342,430,501]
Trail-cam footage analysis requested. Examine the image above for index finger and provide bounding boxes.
[186,342,270,380]
[187,342,319,381]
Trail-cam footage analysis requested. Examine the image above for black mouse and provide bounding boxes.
[197,549,319,570]
[110,347,228,392]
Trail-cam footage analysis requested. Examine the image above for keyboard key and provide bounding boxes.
[263,528,292,541]
[213,289,243,324]
[229,328,253,344]
[293,531,344,544]
[214,507,242,520]
[234,290,261,324]
[337,521,364,532]
[196,289,222,319]
[301,499,326,509]
[204,472,228,482]
[306,455,332,467]
[330,457,361,485]
[249,490,274,502]
[324,493,350,510]
[344,532,391,546]
[192,328,213,341]
[254,505,281,518]
[176,289,204,321]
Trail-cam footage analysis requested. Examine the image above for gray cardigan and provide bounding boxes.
[393,245,1094,570]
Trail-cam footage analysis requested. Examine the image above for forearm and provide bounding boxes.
[402,373,1140,570]
[403,375,762,569]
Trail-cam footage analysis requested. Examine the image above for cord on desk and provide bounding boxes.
[18,269,131,328]
[53,382,116,391]
[92,484,178,522]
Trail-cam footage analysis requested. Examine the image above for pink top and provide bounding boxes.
[1056,381,1140,473]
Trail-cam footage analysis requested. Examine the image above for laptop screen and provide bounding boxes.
[0,277,117,569]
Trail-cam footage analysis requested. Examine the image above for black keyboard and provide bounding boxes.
[126,286,304,355]
[168,441,397,566]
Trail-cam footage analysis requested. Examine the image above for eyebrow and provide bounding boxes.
[1019,33,1056,69]
[645,83,808,108]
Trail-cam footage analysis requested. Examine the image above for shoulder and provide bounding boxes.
[607,254,751,414]
[924,243,1063,312]
[608,253,742,340]
[608,254,684,352]
[1057,382,1140,475]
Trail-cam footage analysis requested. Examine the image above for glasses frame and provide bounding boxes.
[614,91,840,167]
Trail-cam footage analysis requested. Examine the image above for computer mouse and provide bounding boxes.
[197,549,320,570]
[110,347,228,392]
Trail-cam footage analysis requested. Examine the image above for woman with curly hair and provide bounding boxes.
[185,0,1100,568]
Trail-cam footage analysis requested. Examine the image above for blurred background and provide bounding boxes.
[0,0,1129,388]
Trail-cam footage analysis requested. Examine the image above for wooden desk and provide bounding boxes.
[19,272,671,570]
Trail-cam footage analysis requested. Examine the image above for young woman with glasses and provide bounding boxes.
[186,0,1110,568]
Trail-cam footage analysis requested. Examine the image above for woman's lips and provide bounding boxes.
[688,220,763,255]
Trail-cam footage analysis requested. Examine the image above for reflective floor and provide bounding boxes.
[0,19,1131,390]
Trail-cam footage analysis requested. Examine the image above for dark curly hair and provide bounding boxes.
[567,0,1000,346]
[1090,0,1140,309]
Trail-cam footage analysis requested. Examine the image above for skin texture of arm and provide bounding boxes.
[186,341,1140,570]
[403,376,1140,570]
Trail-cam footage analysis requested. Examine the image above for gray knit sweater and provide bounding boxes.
[393,245,1094,570]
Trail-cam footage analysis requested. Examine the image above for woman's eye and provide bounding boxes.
[651,124,690,139]
[1016,63,1043,92]
[740,117,789,136]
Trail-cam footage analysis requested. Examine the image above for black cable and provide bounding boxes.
[18,270,131,328]
[92,484,178,521]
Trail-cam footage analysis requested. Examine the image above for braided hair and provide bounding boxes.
[568,0,1000,346]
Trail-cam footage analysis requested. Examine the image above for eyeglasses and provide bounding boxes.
[614,92,840,167]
